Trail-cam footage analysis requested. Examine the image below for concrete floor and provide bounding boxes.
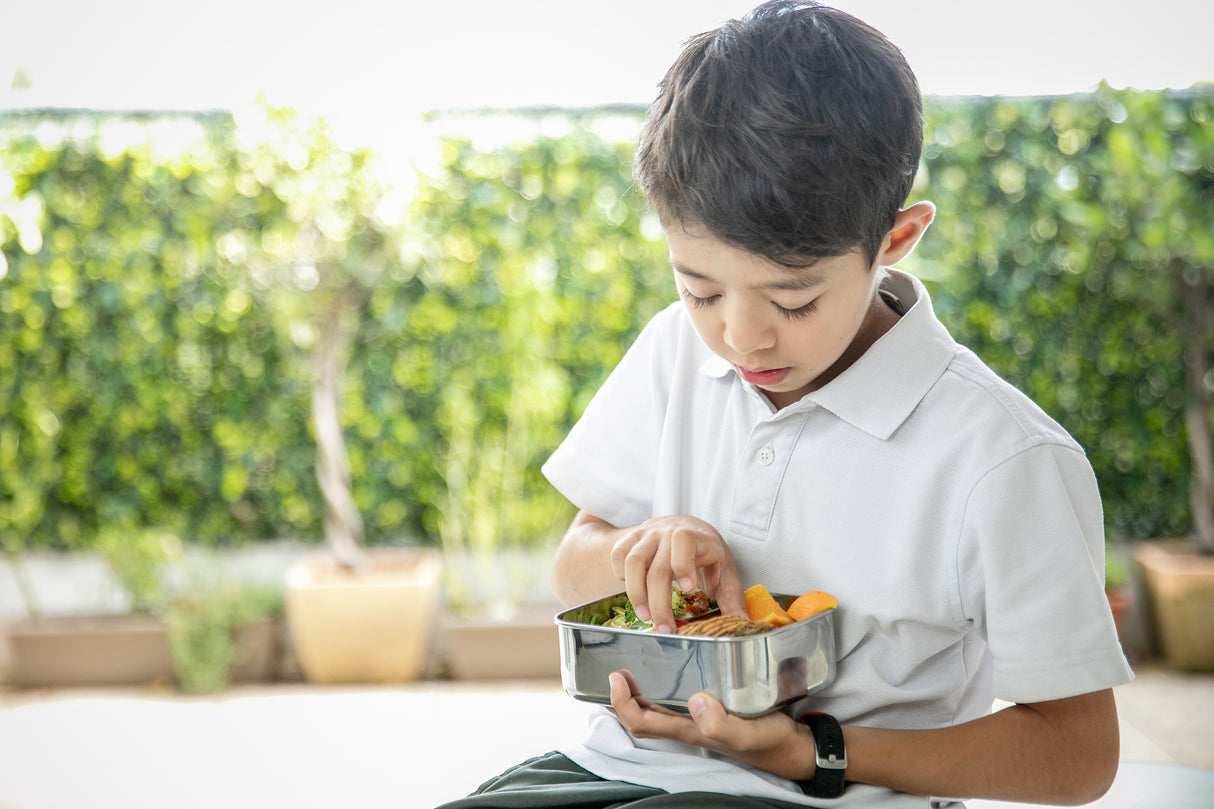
[0,663,1210,809]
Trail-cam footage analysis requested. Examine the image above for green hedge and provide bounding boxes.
[0,110,671,553]
[1,87,1211,554]
[1,118,316,550]
[911,86,1214,540]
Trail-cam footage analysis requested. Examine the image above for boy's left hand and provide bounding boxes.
[608,670,815,782]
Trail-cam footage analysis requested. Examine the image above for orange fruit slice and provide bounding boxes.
[744,584,793,627]
[787,590,838,621]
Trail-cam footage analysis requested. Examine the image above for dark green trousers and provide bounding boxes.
[435,751,813,809]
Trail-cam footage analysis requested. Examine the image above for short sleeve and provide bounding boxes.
[960,441,1134,704]
[541,305,679,528]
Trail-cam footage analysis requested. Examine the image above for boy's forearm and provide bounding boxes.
[551,510,627,607]
[841,689,1119,806]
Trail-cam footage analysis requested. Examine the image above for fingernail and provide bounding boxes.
[656,624,673,635]
[635,606,651,621]
[679,576,695,591]
[688,695,706,717]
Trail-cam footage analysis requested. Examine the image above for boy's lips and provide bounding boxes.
[736,366,790,386]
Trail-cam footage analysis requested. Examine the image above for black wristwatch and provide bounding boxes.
[799,711,847,798]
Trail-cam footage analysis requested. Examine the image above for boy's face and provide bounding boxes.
[667,222,893,410]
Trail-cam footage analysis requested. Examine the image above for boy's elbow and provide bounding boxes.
[1083,731,1121,805]
[1023,689,1120,805]
[1051,694,1122,805]
[550,510,615,607]
[550,543,582,607]
[1061,742,1119,806]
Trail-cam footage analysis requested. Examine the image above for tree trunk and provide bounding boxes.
[312,282,369,571]
[1177,260,1214,553]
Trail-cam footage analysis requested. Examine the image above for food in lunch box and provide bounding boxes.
[745,584,838,626]
[787,590,839,621]
[676,614,773,637]
[599,583,717,631]
[586,583,835,633]
[744,584,794,626]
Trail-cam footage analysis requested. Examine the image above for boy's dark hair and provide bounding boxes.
[635,0,923,267]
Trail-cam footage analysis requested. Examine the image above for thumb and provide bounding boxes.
[687,692,728,735]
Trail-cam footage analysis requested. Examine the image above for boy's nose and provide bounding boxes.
[723,310,775,355]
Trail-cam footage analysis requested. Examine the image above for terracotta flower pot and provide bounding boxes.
[1134,540,1214,672]
[5,614,283,689]
[5,614,175,688]
[440,607,561,680]
[228,618,281,683]
[1106,586,1133,642]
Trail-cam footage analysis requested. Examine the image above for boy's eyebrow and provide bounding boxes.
[672,263,827,291]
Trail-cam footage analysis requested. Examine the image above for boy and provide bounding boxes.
[438,2,1132,807]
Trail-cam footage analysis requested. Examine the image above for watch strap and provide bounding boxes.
[799,711,847,798]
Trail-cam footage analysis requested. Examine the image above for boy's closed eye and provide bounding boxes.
[677,285,819,320]
[775,299,818,320]
[677,285,720,309]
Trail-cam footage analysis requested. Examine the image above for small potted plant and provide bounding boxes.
[165,570,283,693]
[5,527,178,687]
[238,105,441,684]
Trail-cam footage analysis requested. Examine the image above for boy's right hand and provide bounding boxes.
[609,515,746,634]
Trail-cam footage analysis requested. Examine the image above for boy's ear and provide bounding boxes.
[877,201,935,267]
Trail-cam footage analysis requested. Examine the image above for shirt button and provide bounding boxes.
[757,445,775,466]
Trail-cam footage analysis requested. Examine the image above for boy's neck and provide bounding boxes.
[765,289,902,409]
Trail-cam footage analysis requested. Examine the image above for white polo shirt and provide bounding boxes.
[542,269,1133,807]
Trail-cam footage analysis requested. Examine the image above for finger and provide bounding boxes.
[620,534,657,622]
[713,568,749,618]
[687,691,731,739]
[668,529,701,592]
[608,671,647,728]
[687,692,805,768]
[609,529,635,583]
[646,557,677,633]
[615,670,683,716]
[687,691,775,754]
[696,551,746,617]
[618,668,643,695]
[610,670,633,699]
[610,672,699,741]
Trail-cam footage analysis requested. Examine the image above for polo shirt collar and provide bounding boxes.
[808,270,956,439]
[698,270,957,439]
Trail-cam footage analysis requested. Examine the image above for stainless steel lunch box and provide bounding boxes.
[554,593,836,717]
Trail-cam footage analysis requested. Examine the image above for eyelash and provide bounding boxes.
[679,288,719,309]
[777,300,818,320]
[679,288,818,320]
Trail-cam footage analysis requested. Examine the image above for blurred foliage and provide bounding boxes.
[166,572,282,693]
[910,85,1214,540]
[407,132,671,574]
[96,526,183,614]
[0,115,317,554]
[1,86,1212,558]
[0,109,670,556]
